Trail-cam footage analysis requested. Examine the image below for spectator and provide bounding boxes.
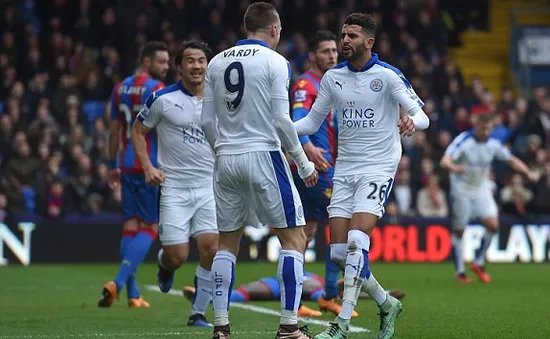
[416,175,448,217]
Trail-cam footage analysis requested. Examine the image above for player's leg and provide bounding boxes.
[99,173,154,308]
[211,156,246,339]
[450,194,472,283]
[261,150,310,338]
[318,175,401,339]
[470,193,499,283]
[183,279,276,303]
[156,186,194,293]
[187,190,219,327]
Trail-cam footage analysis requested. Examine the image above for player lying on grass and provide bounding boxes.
[182,272,405,317]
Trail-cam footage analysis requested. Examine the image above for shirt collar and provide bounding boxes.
[346,53,379,72]
[236,39,270,48]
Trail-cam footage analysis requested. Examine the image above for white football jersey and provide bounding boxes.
[137,81,214,188]
[203,39,291,155]
[444,130,511,196]
[295,53,424,177]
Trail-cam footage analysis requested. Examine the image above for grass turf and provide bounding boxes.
[0,263,549,338]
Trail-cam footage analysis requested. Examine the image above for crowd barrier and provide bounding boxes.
[1,214,549,265]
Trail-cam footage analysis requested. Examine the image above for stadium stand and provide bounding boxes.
[0,0,548,221]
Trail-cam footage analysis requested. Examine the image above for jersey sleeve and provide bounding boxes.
[109,84,121,120]
[271,59,291,101]
[443,134,466,161]
[201,70,218,149]
[388,70,424,112]
[293,72,334,136]
[291,80,317,145]
[492,140,512,161]
[137,92,163,129]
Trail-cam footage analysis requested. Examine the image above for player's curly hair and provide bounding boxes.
[344,13,377,37]
[308,30,337,52]
[174,40,213,65]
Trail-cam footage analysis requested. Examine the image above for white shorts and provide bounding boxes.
[214,150,305,232]
[158,185,218,246]
[328,173,394,219]
[451,190,498,229]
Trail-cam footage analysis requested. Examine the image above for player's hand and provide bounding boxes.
[453,164,466,174]
[144,167,166,186]
[527,171,540,183]
[304,143,330,172]
[108,169,121,190]
[303,170,319,188]
[398,115,415,137]
[298,161,318,187]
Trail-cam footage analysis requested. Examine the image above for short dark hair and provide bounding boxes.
[244,2,279,33]
[308,30,337,52]
[139,41,168,63]
[477,113,495,123]
[344,13,377,37]
[174,40,212,65]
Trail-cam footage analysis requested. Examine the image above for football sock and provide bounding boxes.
[451,233,465,274]
[120,230,140,299]
[339,230,370,322]
[212,251,236,327]
[324,245,341,299]
[474,230,495,266]
[191,265,212,316]
[278,250,304,325]
[114,228,156,292]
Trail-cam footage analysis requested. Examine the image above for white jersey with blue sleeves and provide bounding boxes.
[444,130,511,195]
[137,81,214,188]
[294,53,424,177]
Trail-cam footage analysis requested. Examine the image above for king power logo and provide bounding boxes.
[0,222,35,266]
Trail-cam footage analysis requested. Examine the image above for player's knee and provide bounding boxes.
[123,219,139,231]
[330,243,347,270]
[162,246,188,269]
[485,220,499,233]
[347,229,370,252]
[199,240,218,264]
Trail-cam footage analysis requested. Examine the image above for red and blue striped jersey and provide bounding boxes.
[110,74,164,173]
[291,70,337,166]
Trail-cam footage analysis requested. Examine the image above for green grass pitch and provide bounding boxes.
[1,262,549,338]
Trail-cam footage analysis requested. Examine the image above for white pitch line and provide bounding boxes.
[144,284,370,333]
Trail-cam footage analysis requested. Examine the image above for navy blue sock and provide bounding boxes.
[324,246,340,299]
[114,228,157,292]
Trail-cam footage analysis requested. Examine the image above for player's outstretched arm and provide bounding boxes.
[293,75,334,136]
[508,155,539,182]
[201,74,218,150]
[440,155,465,174]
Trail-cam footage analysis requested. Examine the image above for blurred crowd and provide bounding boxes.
[0,0,548,220]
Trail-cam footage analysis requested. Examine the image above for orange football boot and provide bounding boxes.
[128,296,151,308]
[297,305,322,317]
[98,281,119,307]
[456,273,472,284]
[318,295,358,318]
[470,263,491,283]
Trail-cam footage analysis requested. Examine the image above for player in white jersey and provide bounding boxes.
[201,3,318,339]
[131,41,218,328]
[440,113,538,284]
[293,13,430,339]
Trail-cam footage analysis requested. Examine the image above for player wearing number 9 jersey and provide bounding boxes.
[99,41,169,309]
[201,2,317,339]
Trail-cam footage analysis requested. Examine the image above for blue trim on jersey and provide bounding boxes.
[332,53,380,72]
[144,83,180,109]
[269,151,296,227]
[236,39,269,48]
[450,130,474,156]
[301,73,320,90]
[375,59,413,89]
[286,61,292,78]
[177,80,194,97]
